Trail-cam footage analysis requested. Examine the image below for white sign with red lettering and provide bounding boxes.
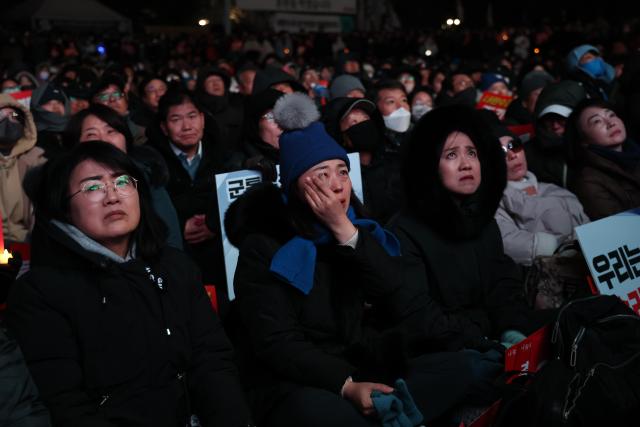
[575,209,640,313]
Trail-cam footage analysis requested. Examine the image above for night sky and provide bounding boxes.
[103,0,631,28]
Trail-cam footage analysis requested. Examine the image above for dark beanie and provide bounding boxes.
[519,70,554,99]
[274,92,350,194]
[38,84,66,106]
[479,72,510,92]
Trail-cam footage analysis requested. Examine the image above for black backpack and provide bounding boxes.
[494,295,640,427]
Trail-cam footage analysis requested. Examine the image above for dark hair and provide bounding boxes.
[137,75,165,99]
[64,103,134,151]
[34,141,167,260]
[91,74,126,98]
[565,98,624,165]
[368,79,407,105]
[157,87,202,122]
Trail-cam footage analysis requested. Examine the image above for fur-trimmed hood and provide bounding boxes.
[402,105,506,240]
[224,182,295,249]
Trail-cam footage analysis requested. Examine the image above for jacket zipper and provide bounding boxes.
[570,314,639,367]
[551,295,601,355]
[99,394,110,406]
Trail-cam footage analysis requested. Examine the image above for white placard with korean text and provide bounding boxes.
[215,153,362,300]
[575,208,640,314]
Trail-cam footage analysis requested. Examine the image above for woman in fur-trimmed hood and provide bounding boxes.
[224,93,484,427]
[389,105,550,354]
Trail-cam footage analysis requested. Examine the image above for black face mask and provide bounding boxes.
[453,87,478,107]
[0,119,24,147]
[344,120,384,153]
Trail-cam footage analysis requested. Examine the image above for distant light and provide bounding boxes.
[453,19,461,26]
[97,44,106,55]
[284,48,291,55]
[446,18,454,26]
[198,19,209,27]
[425,49,432,57]
[502,33,509,41]
[534,47,541,54]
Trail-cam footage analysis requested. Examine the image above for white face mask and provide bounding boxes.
[383,107,411,133]
[411,103,432,121]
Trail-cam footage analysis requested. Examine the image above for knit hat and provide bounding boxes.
[519,70,554,99]
[252,66,305,95]
[274,92,350,194]
[37,84,66,106]
[329,74,366,100]
[196,66,231,92]
[566,45,600,73]
[479,72,510,92]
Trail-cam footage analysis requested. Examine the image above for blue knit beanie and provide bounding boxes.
[479,72,510,92]
[274,92,350,195]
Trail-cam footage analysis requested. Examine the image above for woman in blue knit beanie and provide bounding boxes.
[224,93,483,427]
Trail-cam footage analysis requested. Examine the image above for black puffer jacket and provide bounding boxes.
[224,183,437,423]
[390,105,548,349]
[7,220,251,427]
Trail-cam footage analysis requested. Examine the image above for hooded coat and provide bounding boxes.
[223,183,472,423]
[7,219,251,427]
[195,67,244,154]
[0,93,46,242]
[30,82,72,160]
[322,97,403,223]
[389,105,545,348]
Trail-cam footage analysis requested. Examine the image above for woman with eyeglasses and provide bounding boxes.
[65,104,183,250]
[565,98,640,220]
[7,141,253,427]
[493,124,589,266]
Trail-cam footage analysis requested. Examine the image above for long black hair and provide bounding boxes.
[34,141,167,260]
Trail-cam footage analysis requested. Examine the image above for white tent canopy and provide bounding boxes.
[6,0,132,32]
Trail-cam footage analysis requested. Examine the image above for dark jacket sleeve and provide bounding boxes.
[234,235,356,394]
[0,329,51,427]
[6,274,117,427]
[183,258,252,427]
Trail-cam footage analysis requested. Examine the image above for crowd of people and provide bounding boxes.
[1,19,640,427]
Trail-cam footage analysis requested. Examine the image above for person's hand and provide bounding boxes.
[301,175,356,243]
[342,380,394,416]
[184,214,215,244]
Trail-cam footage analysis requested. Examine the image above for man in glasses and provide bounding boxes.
[492,124,589,267]
[91,75,145,144]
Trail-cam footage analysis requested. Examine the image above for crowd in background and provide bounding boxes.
[1,16,640,427]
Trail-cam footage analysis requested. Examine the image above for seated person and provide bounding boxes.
[566,98,640,220]
[493,124,589,265]
[7,142,251,427]
[390,105,551,352]
[226,93,491,427]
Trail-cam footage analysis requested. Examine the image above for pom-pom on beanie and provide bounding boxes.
[274,92,350,195]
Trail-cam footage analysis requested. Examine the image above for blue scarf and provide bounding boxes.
[269,206,400,294]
